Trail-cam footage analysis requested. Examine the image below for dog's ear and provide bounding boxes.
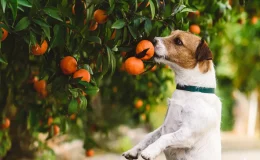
[195,39,213,61]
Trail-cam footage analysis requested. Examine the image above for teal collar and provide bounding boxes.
[176,84,215,94]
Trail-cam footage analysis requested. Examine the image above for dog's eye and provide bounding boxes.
[174,38,183,46]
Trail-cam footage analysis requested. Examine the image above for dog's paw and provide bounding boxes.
[122,148,140,159]
[140,146,161,160]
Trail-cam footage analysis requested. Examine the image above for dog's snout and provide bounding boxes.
[152,38,159,46]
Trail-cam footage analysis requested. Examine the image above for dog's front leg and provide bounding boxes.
[140,127,196,160]
[122,127,162,159]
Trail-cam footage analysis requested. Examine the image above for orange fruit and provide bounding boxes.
[110,30,116,39]
[73,69,91,82]
[112,86,118,93]
[53,125,60,136]
[188,11,200,19]
[121,51,127,57]
[70,114,76,120]
[85,149,94,157]
[147,82,153,88]
[138,2,150,7]
[72,4,76,15]
[34,80,47,93]
[1,27,8,41]
[40,90,48,98]
[140,114,146,121]
[47,117,53,126]
[72,2,86,15]
[1,118,10,129]
[136,40,154,60]
[146,104,151,111]
[135,99,143,109]
[189,24,201,34]
[31,40,48,55]
[94,9,108,24]
[151,65,157,71]
[88,20,98,31]
[124,57,144,75]
[60,56,78,75]
[251,16,258,24]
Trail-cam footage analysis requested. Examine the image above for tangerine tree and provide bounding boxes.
[0,0,233,159]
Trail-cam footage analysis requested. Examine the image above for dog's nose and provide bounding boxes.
[152,38,158,45]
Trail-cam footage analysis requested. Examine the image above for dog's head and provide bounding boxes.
[154,30,213,73]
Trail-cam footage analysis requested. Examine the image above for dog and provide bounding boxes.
[122,30,222,160]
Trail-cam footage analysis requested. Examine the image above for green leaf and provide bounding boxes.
[106,46,116,76]
[68,98,78,114]
[84,86,99,95]
[83,64,93,75]
[43,7,63,21]
[9,0,18,20]
[49,25,65,49]
[144,19,152,35]
[33,19,50,28]
[108,0,114,7]
[29,31,36,46]
[0,55,8,64]
[128,26,137,39]
[17,0,31,7]
[149,0,155,19]
[86,36,102,44]
[111,19,125,29]
[14,17,30,31]
[78,96,87,110]
[68,88,79,98]
[172,4,186,16]
[1,0,7,12]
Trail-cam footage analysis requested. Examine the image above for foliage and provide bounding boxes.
[0,0,239,158]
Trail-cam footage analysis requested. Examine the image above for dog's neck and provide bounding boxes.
[170,61,217,88]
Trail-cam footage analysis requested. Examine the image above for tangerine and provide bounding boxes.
[31,40,48,55]
[1,118,10,129]
[124,57,144,75]
[1,27,8,41]
[73,69,91,82]
[88,20,98,31]
[94,9,108,24]
[135,99,143,109]
[85,149,94,157]
[251,16,258,24]
[34,80,47,93]
[136,40,154,60]
[189,24,201,34]
[60,56,78,75]
[53,125,60,136]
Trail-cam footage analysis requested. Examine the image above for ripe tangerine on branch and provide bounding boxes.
[88,20,98,31]
[135,99,143,109]
[94,9,108,24]
[53,125,60,136]
[85,149,95,157]
[1,26,8,41]
[251,16,258,24]
[124,57,144,75]
[136,40,155,60]
[1,118,10,129]
[34,80,47,93]
[189,24,201,34]
[31,40,48,55]
[73,69,91,82]
[60,56,78,75]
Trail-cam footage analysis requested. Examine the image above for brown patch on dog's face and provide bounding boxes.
[161,30,212,73]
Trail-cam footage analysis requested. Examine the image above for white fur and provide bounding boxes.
[123,36,222,160]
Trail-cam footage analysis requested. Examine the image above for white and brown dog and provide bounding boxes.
[123,30,222,160]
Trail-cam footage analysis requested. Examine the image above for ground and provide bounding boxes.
[53,128,260,160]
